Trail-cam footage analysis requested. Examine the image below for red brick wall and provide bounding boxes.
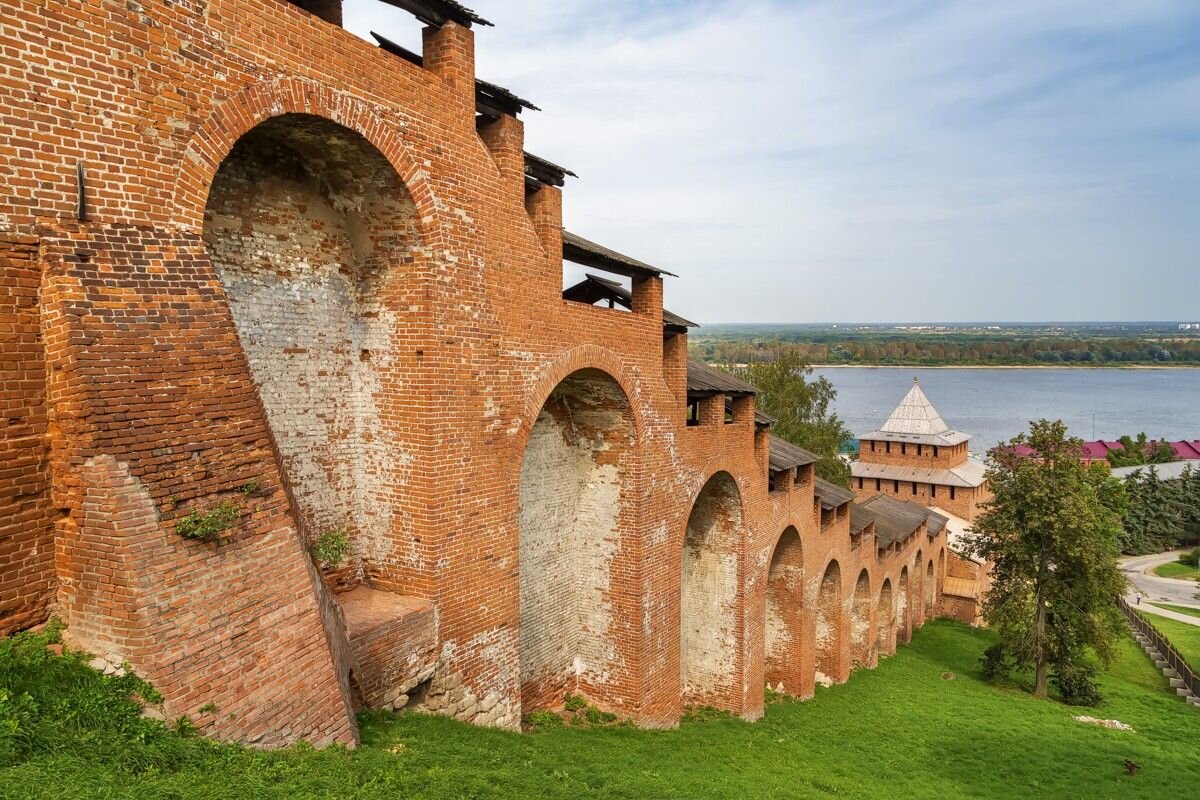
[853,479,986,522]
[39,225,356,746]
[859,439,969,469]
[0,0,955,744]
[0,235,55,636]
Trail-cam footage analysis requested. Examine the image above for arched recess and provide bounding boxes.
[203,113,424,587]
[849,569,873,669]
[176,78,442,234]
[815,560,845,685]
[681,471,743,707]
[896,567,910,643]
[925,559,936,617]
[764,527,804,696]
[877,579,895,657]
[913,548,925,627]
[518,368,636,713]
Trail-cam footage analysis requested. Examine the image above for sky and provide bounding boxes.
[342,0,1200,324]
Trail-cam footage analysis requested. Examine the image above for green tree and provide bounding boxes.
[969,420,1128,700]
[732,351,853,486]
[1180,466,1200,548]
[1106,433,1179,468]
[1120,467,1185,554]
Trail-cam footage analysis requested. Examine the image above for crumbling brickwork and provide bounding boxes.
[0,0,953,746]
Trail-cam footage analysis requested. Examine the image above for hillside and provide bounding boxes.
[3,620,1199,798]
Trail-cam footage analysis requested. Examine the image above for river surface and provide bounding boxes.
[812,367,1200,452]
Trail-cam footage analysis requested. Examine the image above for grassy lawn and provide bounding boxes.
[1152,561,1200,580]
[1148,602,1200,620]
[1137,611,1200,673]
[3,620,1200,799]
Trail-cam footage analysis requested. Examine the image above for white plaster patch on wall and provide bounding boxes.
[517,371,632,708]
[203,115,421,585]
[681,474,741,703]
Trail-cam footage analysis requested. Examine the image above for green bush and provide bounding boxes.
[1051,659,1103,706]
[523,710,563,730]
[584,706,616,725]
[979,643,1016,681]
[310,529,350,569]
[1180,548,1200,567]
[175,500,240,542]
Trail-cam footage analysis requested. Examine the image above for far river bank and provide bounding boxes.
[810,366,1200,448]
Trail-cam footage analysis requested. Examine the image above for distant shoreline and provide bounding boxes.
[809,364,1197,370]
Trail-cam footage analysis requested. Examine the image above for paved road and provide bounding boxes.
[1122,550,1200,614]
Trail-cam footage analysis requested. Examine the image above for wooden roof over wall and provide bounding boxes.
[380,0,492,28]
[814,477,853,510]
[686,359,756,396]
[563,231,677,279]
[563,274,695,330]
[858,495,948,546]
[768,435,818,473]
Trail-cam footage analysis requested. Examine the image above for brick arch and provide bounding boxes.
[680,470,745,708]
[764,526,805,696]
[877,577,896,656]
[850,567,874,668]
[170,77,443,239]
[515,357,641,714]
[814,558,846,685]
[513,345,649,458]
[896,566,911,643]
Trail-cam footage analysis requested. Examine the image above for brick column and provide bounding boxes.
[423,22,475,117]
[525,184,563,262]
[477,113,525,207]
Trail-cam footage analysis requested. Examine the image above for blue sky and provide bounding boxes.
[343,0,1200,323]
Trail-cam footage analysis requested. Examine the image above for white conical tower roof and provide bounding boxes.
[864,378,970,446]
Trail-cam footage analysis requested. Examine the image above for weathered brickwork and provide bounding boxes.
[0,235,54,636]
[0,0,952,746]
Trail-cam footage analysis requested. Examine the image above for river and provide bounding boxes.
[812,367,1200,452]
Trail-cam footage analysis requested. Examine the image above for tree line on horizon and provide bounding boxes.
[690,334,1200,367]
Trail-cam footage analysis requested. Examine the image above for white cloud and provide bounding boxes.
[344,0,1200,322]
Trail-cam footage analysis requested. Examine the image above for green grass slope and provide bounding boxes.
[1152,561,1199,581]
[1137,611,1200,673]
[1148,602,1200,620]
[2,620,1198,799]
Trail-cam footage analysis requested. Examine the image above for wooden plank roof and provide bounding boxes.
[525,152,576,188]
[768,435,818,473]
[814,477,853,510]
[562,230,678,279]
[380,0,492,28]
[563,274,695,330]
[858,495,948,546]
[849,504,876,536]
[686,359,756,396]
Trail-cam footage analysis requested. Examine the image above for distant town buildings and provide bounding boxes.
[1007,439,1200,464]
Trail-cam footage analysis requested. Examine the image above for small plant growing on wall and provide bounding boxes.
[310,529,350,569]
[175,500,241,543]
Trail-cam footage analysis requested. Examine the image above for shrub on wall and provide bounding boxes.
[175,501,240,542]
[310,529,350,569]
